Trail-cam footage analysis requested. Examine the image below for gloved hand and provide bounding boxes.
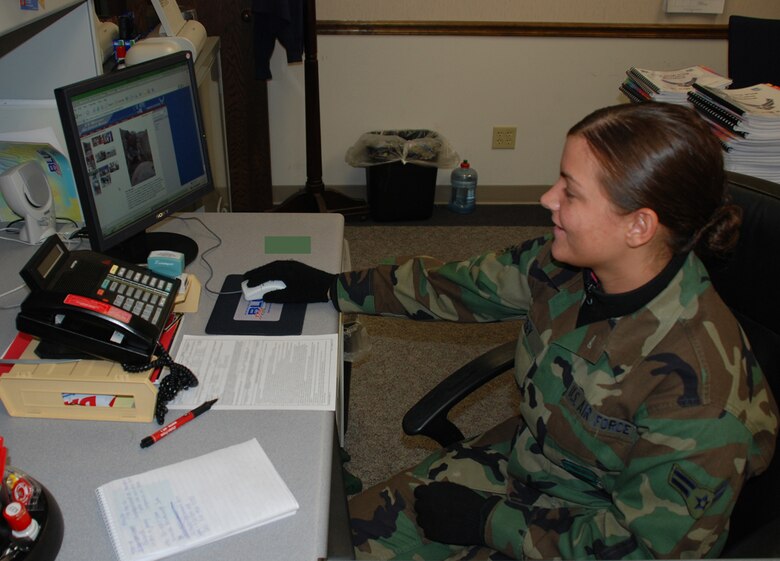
[242,260,337,303]
[413,482,500,546]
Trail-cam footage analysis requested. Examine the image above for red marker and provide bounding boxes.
[140,398,218,448]
[0,437,6,476]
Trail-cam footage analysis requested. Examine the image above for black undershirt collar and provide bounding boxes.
[576,252,689,327]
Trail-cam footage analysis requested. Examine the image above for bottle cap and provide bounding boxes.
[460,160,470,168]
[8,474,34,505]
[3,501,32,532]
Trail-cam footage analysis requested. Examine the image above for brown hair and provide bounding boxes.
[569,102,741,257]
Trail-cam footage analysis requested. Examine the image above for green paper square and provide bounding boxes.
[265,236,311,254]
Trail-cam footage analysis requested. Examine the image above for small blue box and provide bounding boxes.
[147,250,184,278]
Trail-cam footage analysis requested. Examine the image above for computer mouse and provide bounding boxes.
[241,279,287,301]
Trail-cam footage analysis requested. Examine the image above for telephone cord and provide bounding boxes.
[123,345,199,424]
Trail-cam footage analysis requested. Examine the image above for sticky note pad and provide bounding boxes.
[265,236,311,254]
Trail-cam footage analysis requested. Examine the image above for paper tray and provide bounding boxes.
[0,336,156,423]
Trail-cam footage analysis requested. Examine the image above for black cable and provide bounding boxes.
[122,344,198,424]
[171,216,239,295]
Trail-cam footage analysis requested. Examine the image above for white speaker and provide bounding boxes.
[0,161,57,244]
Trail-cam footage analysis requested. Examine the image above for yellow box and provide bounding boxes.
[0,339,156,423]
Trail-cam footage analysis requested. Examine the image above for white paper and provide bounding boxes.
[169,334,338,411]
[96,438,299,561]
[665,0,724,14]
[0,124,65,153]
[151,0,187,36]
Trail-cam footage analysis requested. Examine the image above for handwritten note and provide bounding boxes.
[95,439,298,561]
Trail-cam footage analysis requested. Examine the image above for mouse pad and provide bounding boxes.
[205,275,306,335]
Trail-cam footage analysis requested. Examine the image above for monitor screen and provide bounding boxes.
[55,51,213,264]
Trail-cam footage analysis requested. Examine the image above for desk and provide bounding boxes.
[0,212,352,561]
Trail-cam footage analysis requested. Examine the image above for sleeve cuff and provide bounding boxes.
[483,499,526,559]
[330,275,342,312]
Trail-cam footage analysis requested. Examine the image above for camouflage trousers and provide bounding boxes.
[348,416,521,560]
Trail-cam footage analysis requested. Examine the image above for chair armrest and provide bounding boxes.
[402,340,516,447]
[721,516,780,558]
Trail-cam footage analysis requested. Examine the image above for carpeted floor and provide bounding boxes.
[347,203,553,228]
[341,205,551,490]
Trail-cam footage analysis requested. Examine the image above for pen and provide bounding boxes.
[140,398,218,448]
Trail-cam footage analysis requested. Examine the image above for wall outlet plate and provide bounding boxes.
[492,126,516,149]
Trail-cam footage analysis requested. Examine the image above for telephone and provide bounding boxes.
[16,236,180,364]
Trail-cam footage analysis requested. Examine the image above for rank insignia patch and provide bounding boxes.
[668,463,727,519]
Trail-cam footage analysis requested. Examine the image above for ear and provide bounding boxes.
[625,208,660,248]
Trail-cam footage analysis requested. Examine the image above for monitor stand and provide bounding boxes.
[105,231,199,266]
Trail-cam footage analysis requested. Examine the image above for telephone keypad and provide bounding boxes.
[101,265,176,330]
[18,236,180,364]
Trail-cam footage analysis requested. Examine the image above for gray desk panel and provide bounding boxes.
[0,212,346,561]
[155,212,343,337]
[2,410,332,561]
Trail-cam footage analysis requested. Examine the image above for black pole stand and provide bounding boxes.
[271,0,370,218]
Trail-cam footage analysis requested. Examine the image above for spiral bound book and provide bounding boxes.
[95,439,299,561]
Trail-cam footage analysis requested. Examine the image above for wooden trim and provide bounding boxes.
[275,184,551,205]
[317,20,727,40]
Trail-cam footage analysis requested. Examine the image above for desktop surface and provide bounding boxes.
[0,212,346,561]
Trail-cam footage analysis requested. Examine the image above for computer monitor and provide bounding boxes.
[55,51,213,265]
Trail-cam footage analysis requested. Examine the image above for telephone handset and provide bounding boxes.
[17,236,180,364]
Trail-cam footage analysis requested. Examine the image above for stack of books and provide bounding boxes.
[620,66,731,105]
[688,83,780,183]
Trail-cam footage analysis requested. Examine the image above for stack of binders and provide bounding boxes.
[688,83,780,183]
[620,66,731,106]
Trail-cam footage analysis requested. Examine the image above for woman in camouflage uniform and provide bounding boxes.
[245,102,778,559]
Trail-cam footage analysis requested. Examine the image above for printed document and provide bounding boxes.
[168,334,337,411]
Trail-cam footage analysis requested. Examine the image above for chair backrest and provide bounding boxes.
[700,171,780,552]
[728,15,780,89]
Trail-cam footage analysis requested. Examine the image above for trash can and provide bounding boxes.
[345,130,459,221]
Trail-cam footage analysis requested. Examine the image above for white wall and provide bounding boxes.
[0,1,100,100]
[266,0,780,202]
[317,0,780,25]
[0,1,100,151]
[267,35,728,201]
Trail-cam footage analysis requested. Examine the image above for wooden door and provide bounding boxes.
[119,0,273,211]
[190,0,272,211]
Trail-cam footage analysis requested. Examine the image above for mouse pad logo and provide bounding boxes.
[233,299,283,322]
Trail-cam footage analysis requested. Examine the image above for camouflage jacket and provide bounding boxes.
[335,235,778,559]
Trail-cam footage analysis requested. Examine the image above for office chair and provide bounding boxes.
[402,171,780,558]
[727,15,780,90]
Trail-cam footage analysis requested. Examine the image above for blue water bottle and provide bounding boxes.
[449,160,477,214]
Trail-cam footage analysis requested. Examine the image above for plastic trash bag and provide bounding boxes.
[345,129,459,168]
[343,316,371,363]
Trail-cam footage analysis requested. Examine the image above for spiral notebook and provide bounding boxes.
[95,439,298,561]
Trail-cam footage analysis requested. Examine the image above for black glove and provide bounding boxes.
[413,482,500,546]
[242,260,337,303]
